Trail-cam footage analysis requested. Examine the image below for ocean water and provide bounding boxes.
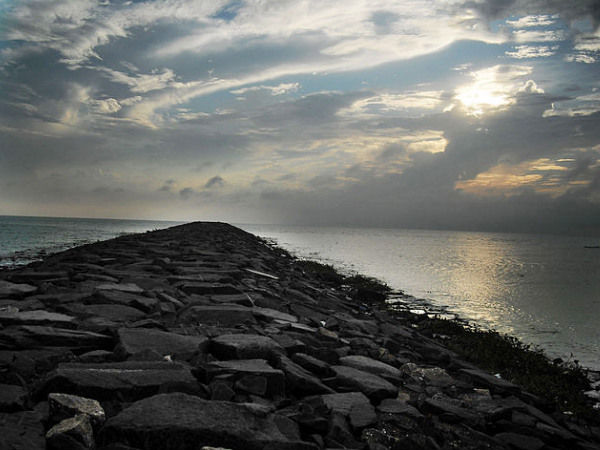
[0,215,183,267]
[240,224,600,371]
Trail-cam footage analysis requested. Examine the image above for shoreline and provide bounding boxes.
[0,222,599,449]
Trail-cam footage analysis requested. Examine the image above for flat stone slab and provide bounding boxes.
[101,392,316,450]
[339,355,401,381]
[40,361,198,401]
[67,304,147,323]
[116,327,209,361]
[459,369,521,395]
[48,393,105,427]
[0,310,78,329]
[178,305,255,326]
[332,365,398,402]
[0,280,38,299]
[95,283,144,294]
[211,333,285,361]
[276,356,335,396]
[252,307,298,323]
[91,290,158,312]
[319,391,373,416]
[0,326,112,352]
[177,283,243,296]
[206,359,285,397]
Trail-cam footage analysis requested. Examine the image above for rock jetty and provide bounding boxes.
[0,221,599,450]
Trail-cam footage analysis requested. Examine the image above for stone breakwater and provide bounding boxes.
[0,222,598,450]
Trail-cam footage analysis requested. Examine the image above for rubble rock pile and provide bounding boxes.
[0,222,598,450]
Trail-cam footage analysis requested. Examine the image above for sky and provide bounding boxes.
[1,0,600,235]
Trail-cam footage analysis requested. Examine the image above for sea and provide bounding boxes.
[0,216,598,371]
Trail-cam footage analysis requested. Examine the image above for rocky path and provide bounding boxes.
[0,222,598,450]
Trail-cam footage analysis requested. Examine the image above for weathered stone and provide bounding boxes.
[276,356,335,396]
[0,326,112,352]
[319,391,372,416]
[211,334,285,361]
[91,290,158,312]
[116,327,208,361]
[178,305,255,326]
[74,304,148,322]
[46,414,95,450]
[326,413,362,449]
[377,398,424,420]
[206,359,285,398]
[178,283,243,296]
[48,393,105,427]
[95,283,144,294]
[494,432,545,450]
[0,280,38,299]
[332,365,397,402]
[0,410,46,449]
[292,353,333,377]
[252,307,298,323]
[272,334,306,354]
[0,383,28,412]
[458,369,521,395]
[101,393,317,450]
[39,361,199,401]
[349,400,378,429]
[339,355,401,381]
[422,397,484,427]
[8,272,69,284]
[0,310,78,329]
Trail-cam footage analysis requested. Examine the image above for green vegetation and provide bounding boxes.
[409,315,598,418]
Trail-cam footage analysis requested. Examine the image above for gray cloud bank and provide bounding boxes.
[1,0,600,235]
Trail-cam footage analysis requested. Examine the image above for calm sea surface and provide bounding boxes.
[0,215,183,266]
[1,216,598,371]
[240,224,600,371]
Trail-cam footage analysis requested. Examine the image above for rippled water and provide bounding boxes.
[240,224,600,370]
[0,215,182,266]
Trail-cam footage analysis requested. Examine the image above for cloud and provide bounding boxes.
[205,175,225,189]
[505,44,558,58]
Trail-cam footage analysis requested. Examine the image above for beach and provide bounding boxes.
[0,222,599,450]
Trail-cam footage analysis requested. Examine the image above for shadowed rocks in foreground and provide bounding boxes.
[0,221,598,450]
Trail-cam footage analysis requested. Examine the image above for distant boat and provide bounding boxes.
[584,245,600,249]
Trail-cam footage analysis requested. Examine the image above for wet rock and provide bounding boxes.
[0,326,112,352]
[206,359,285,398]
[0,280,38,299]
[116,327,209,361]
[275,356,335,396]
[101,392,317,450]
[271,334,306,354]
[46,413,95,450]
[339,355,401,382]
[0,310,78,329]
[48,393,105,427]
[291,353,334,377]
[178,305,255,327]
[39,361,199,401]
[332,365,398,402]
[91,290,158,313]
[252,307,298,323]
[326,413,363,449]
[0,383,28,412]
[63,303,148,323]
[319,391,373,416]
[210,334,285,361]
[348,400,378,429]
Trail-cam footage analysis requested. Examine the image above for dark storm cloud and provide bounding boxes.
[205,176,225,189]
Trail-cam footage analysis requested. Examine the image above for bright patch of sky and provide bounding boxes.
[1,0,599,234]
